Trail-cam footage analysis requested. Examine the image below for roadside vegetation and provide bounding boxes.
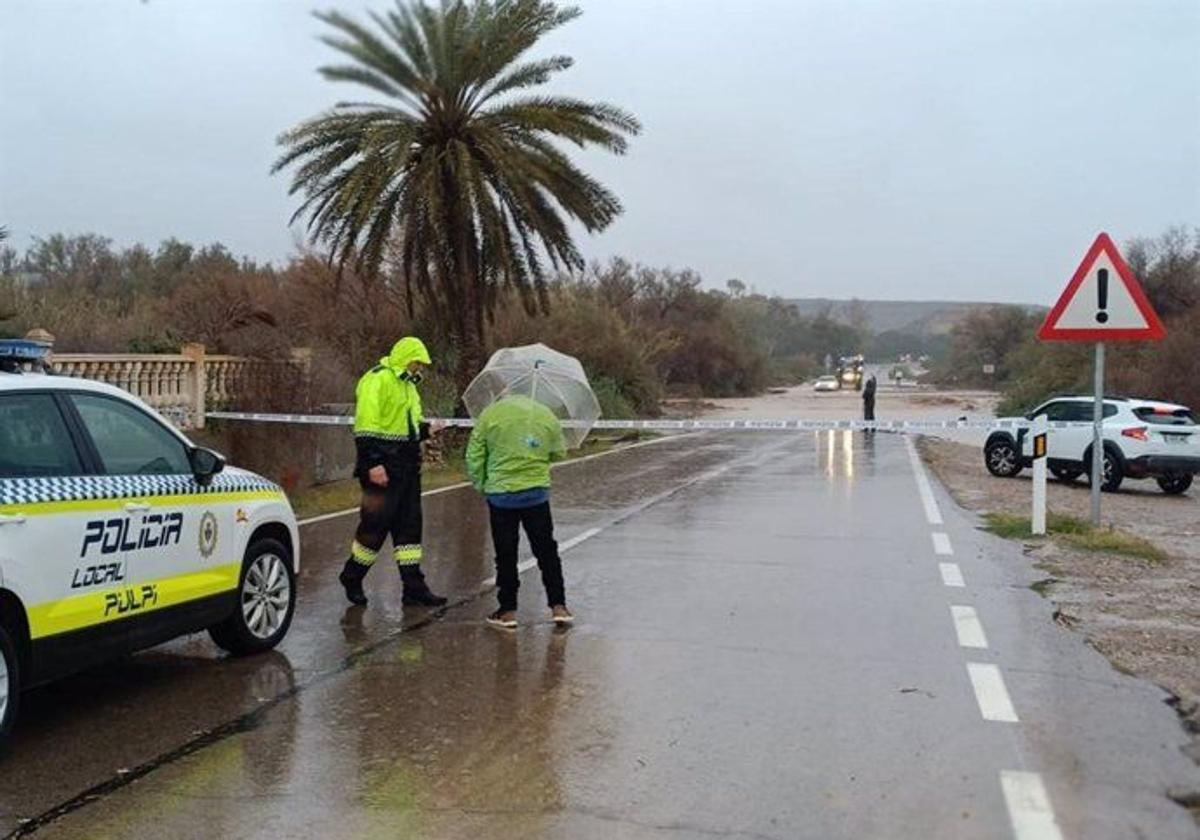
[983,511,1167,564]
[0,236,867,416]
[928,226,1200,415]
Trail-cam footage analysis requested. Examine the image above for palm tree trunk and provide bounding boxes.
[447,201,487,415]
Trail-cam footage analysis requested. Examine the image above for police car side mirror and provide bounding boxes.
[189,447,225,486]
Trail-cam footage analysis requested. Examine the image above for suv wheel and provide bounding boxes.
[985,439,1022,477]
[1156,474,1193,495]
[209,538,296,657]
[1050,466,1083,483]
[0,624,19,743]
[1086,448,1124,492]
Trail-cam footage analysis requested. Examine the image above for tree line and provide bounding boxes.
[0,234,868,417]
[928,226,1200,415]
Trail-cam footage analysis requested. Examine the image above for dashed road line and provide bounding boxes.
[908,430,1052,839]
[967,662,1019,722]
[950,605,989,649]
[932,532,953,555]
[1000,771,1064,840]
[939,562,965,587]
[904,435,944,525]
[475,436,795,591]
[297,432,696,527]
[479,527,604,588]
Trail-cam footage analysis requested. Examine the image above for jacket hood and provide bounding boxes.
[382,337,432,372]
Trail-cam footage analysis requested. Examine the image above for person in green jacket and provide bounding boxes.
[466,394,573,628]
[338,336,447,608]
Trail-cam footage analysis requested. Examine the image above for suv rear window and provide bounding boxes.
[1133,407,1196,426]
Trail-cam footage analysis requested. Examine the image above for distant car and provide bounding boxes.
[813,375,840,392]
[983,396,1199,494]
[0,340,299,743]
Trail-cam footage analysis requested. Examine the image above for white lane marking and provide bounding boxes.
[1000,771,1064,840]
[904,435,944,525]
[950,605,989,649]
[932,532,953,555]
[480,527,604,588]
[298,433,696,527]
[475,437,795,591]
[967,662,1019,722]
[939,562,965,587]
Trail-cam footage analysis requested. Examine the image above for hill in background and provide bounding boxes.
[787,298,1045,337]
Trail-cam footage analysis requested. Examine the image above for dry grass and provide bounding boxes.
[983,511,1167,564]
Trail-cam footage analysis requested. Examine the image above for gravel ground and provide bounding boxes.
[919,436,1200,785]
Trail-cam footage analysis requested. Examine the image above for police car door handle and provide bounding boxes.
[124,502,152,513]
[0,514,26,526]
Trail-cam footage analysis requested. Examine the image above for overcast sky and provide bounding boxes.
[2,0,1197,304]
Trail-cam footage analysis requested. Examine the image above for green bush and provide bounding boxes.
[591,375,636,419]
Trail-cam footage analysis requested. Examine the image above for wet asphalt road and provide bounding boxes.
[2,431,1199,838]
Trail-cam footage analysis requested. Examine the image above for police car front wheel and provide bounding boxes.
[0,624,19,743]
[208,538,296,656]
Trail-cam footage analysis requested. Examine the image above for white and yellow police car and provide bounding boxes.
[0,340,299,741]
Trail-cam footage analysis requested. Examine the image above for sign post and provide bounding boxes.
[1032,413,1049,535]
[1038,233,1166,527]
[1089,342,1105,525]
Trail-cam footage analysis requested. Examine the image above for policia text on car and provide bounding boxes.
[338,337,448,607]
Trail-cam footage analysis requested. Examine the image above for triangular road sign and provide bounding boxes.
[1039,232,1166,341]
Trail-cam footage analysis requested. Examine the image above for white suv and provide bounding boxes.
[0,341,300,742]
[984,395,1199,494]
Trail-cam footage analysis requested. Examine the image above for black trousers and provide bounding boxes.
[352,464,423,568]
[863,398,876,421]
[489,502,565,611]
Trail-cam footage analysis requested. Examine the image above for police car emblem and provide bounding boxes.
[199,512,219,558]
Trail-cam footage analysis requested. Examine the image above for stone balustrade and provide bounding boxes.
[39,334,310,430]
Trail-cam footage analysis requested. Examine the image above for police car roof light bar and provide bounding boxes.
[0,339,53,373]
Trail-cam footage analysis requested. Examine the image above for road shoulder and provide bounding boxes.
[918,435,1200,822]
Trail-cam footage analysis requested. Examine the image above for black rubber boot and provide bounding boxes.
[399,565,448,607]
[339,559,369,606]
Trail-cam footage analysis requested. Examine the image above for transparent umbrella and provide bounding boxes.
[462,344,601,449]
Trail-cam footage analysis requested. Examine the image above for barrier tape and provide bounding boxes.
[206,411,1070,433]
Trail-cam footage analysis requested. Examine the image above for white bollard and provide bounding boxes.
[1031,414,1048,535]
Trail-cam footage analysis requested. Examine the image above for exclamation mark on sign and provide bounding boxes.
[1096,268,1109,324]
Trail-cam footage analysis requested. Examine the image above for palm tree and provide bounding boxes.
[273,0,640,389]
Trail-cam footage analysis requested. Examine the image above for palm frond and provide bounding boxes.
[274,0,638,360]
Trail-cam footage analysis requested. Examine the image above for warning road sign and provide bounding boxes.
[1038,232,1166,341]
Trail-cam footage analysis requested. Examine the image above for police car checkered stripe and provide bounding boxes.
[0,473,281,507]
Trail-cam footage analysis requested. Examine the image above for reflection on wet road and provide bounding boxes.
[3,433,1198,838]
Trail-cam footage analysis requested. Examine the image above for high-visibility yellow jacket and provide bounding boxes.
[466,395,566,495]
[354,337,431,475]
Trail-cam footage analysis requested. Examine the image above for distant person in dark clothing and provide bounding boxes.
[862,374,877,424]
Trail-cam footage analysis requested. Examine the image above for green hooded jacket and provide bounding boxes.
[354,337,432,473]
[466,395,567,495]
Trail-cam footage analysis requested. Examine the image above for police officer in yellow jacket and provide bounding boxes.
[338,337,447,607]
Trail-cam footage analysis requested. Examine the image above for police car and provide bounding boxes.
[0,340,299,741]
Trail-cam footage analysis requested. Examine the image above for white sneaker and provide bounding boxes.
[551,606,574,625]
[487,610,518,629]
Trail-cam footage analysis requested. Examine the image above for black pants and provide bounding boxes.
[352,464,423,568]
[489,502,565,611]
[863,398,876,421]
